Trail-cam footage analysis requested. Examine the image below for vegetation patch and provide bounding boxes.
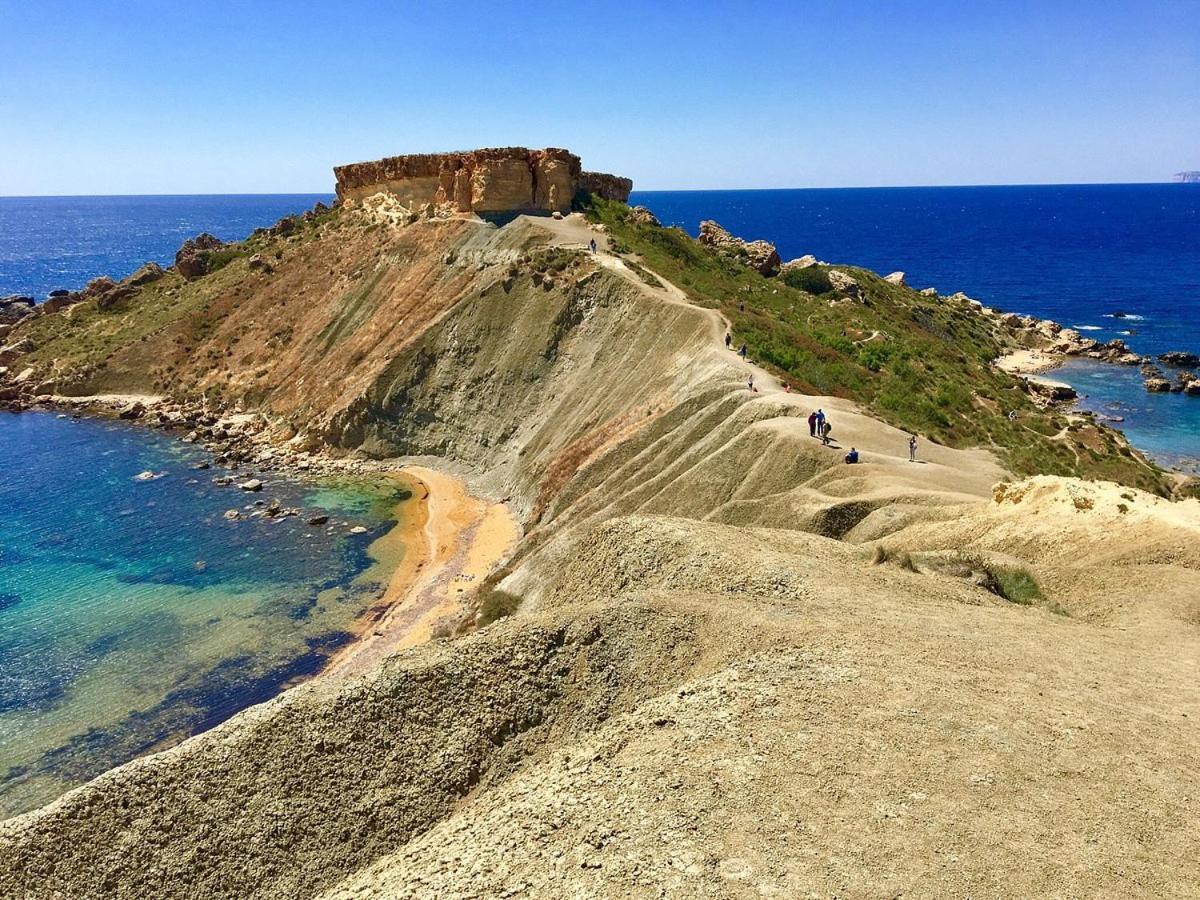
[579,194,1169,495]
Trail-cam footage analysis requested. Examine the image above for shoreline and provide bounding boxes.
[324,466,519,678]
[0,397,520,713]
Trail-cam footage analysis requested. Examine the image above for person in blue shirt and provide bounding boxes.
[845,447,859,464]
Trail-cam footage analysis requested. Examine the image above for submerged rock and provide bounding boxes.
[238,479,264,492]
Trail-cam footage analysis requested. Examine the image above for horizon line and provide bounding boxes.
[0,179,1190,200]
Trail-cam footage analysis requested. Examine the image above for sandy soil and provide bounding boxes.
[994,347,1064,375]
[324,467,519,678]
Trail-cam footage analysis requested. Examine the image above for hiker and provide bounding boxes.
[821,420,832,446]
[725,332,732,349]
[845,447,859,464]
[747,374,757,393]
[808,411,818,437]
[589,238,597,253]
[908,434,917,462]
[815,408,825,435]
[738,343,748,359]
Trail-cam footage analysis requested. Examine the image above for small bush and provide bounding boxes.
[990,566,1045,605]
[476,589,522,626]
[781,266,834,295]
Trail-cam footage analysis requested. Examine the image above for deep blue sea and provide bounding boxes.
[0,194,332,299]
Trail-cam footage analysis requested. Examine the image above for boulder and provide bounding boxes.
[883,271,906,286]
[919,287,938,297]
[779,255,818,274]
[248,254,273,273]
[1024,377,1077,403]
[307,514,329,526]
[1185,379,1200,396]
[128,261,165,286]
[1145,377,1171,393]
[117,401,145,420]
[1158,351,1200,367]
[175,233,226,279]
[628,206,660,226]
[0,338,34,366]
[697,221,781,276]
[83,276,117,297]
[827,269,865,302]
[239,479,264,492]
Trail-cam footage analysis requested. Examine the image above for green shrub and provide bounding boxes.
[991,566,1044,605]
[781,266,834,295]
[477,589,522,626]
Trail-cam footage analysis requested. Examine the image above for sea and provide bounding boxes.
[0,185,1196,812]
[0,410,410,816]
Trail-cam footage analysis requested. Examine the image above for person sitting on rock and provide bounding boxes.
[845,448,859,464]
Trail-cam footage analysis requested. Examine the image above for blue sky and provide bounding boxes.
[1,0,1196,194]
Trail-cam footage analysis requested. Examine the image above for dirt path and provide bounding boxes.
[324,467,519,678]
[526,214,1006,498]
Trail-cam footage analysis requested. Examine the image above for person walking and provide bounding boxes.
[725,332,733,349]
[821,420,832,446]
[908,434,918,462]
[747,373,757,393]
[738,343,748,359]
[815,408,825,436]
[589,238,597,253]
[808,411,818,437]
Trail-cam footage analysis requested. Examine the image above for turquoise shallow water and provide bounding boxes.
[0,411,410,817]
[1051,359,1200,475]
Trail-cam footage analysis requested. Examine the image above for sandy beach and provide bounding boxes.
[324,466,519,678]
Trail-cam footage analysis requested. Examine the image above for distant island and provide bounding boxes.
[1176,171,1200,183]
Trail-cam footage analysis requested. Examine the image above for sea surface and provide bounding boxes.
[0,194,331,299]
[632,184,1200,472]
[0,411,410,816]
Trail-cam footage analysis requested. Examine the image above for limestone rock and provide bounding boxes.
[1158,351,1200,367]
[239,479,264,492]
[333,147,631,214]
[827,269,865,301]
[779,256,818,274]
[128,262,166,286]
[883,271,906,286]
[1145,376,1171,393]
[175,233,226,279]
[919,287,938,297]
[698,221,781,276]
[628,206,660,226]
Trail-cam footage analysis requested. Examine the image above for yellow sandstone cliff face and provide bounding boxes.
[332,147,632,212]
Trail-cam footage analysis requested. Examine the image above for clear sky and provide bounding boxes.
[1,0,1197,194]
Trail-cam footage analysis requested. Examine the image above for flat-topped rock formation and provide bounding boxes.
[333,146,632,213]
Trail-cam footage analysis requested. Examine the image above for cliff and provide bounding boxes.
[332,146,632,212]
